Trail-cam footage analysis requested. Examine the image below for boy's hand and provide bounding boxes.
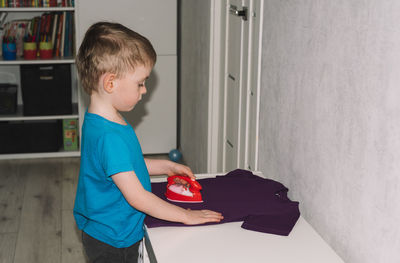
[183,209,224,225]
[145,158,195,180]
[167,161,196,180]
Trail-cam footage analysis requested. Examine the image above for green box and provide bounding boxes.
[63,119,78,151]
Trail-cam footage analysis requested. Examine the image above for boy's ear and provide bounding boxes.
[103,73,116,93]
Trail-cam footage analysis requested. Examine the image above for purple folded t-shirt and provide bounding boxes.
[145,169,300,236]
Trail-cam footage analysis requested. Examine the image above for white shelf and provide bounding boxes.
[0,150,80,160]
[0,3,81,160]
[0,7,75,12]
[0,103,79,121]
[0,57,75,65]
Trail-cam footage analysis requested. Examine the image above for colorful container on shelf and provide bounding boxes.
[23,42,37,60]
[2,42,16,60]
[62,119,78,151]
[39,41,53,59]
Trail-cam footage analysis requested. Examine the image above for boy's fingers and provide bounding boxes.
[180,165,195,179]
[205,216,223,223]
[184,168,195,180]
[202,210,222,215]
[202,210,223,220]
[170,163,196,180]
[183,210,223,225]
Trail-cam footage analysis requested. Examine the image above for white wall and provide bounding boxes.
[179,0,211,172]
[258,1,400,262]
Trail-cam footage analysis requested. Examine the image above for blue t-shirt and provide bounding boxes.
[73,112,151,248]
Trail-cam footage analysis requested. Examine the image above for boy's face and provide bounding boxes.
[112,65,152,112]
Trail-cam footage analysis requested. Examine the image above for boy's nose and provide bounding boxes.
[142,86,147,94]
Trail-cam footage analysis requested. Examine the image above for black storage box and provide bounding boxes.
[0,120,62,154]
[0,83,17,114]
[20,64,72,116]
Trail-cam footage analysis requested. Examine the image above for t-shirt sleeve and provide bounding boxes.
[241,205,300,236]
[98,133,134,180]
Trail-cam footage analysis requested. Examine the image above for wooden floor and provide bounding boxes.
[0,154,170,263]
[0,157,86,263]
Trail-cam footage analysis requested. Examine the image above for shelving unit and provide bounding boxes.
[0,103,78,121]
[0,4,80,160]
[0,7,75,12]
[0,57,75,64]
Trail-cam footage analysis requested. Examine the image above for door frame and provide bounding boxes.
[207,0,264,173]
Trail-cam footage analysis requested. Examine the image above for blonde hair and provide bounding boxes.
[76,21,157,94]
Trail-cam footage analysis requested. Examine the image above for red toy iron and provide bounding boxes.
[165,175,203,203]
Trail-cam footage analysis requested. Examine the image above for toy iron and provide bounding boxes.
[165,175,203,203]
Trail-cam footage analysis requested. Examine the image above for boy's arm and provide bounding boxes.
[144,158,195,179]
[112,171,223,225]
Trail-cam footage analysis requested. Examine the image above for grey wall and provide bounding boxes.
[258,1,400,263]
[179,0,211,172]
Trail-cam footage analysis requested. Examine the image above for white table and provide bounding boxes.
[143,173,344,263]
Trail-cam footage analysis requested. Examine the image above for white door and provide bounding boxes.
[224,0,249,171]
[246,0,262,171]
[222,0,262,171]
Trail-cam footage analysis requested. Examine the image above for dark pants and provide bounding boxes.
[82,231,141,263]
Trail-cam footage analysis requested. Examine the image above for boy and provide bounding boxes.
[73,22,223,263]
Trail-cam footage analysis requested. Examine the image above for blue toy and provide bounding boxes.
[169,149,182,162]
